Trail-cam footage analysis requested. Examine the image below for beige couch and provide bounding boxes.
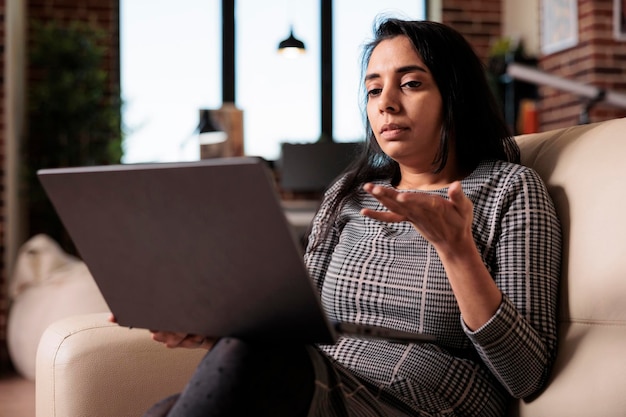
[36,118,626,417]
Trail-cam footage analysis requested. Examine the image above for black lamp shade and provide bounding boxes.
[198,109,227,145]
[278,28,306,55]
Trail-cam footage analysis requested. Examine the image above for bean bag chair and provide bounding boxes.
[7,234,109,380]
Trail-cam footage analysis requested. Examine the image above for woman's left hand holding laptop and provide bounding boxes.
[108,314,215,349]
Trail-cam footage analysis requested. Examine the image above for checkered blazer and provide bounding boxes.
[304,160,562,416]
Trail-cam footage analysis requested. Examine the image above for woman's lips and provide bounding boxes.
[380,124,407,139]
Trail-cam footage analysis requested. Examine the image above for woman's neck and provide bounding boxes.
[395,160,467,191]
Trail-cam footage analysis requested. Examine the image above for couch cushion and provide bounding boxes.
[512,118,626,416]
[517,118,626,324]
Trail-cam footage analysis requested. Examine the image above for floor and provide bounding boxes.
[0,371,35,417]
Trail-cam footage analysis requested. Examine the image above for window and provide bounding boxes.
[236,0,320,160]
[120,0,222,163]
[121,1,425,163]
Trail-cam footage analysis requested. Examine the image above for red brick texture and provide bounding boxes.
[441,0,503,63]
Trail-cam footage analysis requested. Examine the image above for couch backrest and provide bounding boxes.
[511,117,626,416]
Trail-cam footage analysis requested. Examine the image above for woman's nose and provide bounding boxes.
[378,88,399,113]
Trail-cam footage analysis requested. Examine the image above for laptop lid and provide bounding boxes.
[38,157,337,343]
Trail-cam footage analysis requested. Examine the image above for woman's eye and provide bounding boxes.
[403,80,421,89]
[367,88,382,97]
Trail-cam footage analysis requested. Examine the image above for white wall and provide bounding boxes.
[427,0,442,22]
[503,0,540,56]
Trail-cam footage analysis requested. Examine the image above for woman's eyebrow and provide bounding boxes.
[397,65,428,74]
[365,65,429,81]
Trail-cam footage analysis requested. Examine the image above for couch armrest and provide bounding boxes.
[36,312,205,417]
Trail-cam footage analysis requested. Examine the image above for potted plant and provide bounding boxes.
[23,19,123,253]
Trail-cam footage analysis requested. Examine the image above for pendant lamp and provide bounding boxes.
[278,26,306,58]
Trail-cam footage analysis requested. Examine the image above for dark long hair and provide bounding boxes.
[311,19,519,245]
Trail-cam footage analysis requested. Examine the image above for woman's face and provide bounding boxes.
[365,35,444,169]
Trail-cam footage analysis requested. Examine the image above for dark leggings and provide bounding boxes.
[143,338,315,417]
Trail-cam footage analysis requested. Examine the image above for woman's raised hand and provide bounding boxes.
[361,181,474,249]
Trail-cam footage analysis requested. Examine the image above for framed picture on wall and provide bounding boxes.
[541,0,579,54]
[615,0,626,40]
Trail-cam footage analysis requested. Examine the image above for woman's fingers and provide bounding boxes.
[362,182,474,246]
[151,331,186,347]
[362,183,444,222]
[151,331,215,350]
[448,181,473,217]
[360,207,405,223]
[178,334,209,349]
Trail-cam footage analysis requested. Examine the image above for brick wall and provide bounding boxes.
[0,0,119,371]
[441,0,626,131]
[539,0,626,130]
[441,0,503,63]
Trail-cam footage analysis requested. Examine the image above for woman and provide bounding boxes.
[143,18,561,417]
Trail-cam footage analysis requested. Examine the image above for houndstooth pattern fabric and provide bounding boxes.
[303,160,562,417]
